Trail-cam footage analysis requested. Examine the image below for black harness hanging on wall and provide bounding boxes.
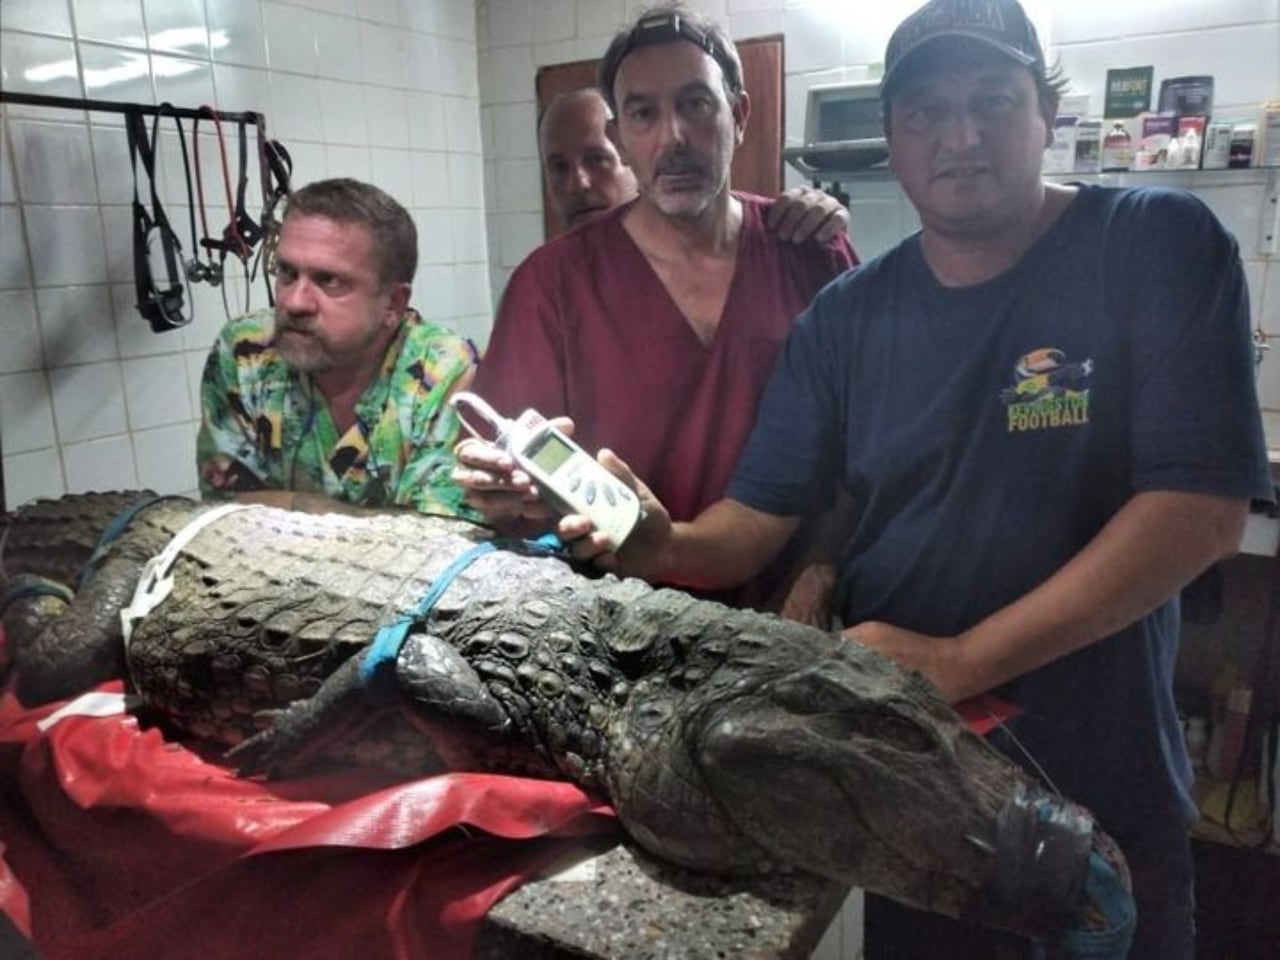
[125,108,190,332]
[253,120,293,306]
[230,114,262,254]
[157,102,221,290]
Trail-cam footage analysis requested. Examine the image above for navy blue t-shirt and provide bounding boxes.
[728,185,1271,838]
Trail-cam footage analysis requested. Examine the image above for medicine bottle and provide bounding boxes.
[1101,121,1133,172]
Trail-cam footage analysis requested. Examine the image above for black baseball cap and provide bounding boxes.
[882,0,1046,99]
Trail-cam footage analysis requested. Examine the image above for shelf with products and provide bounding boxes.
[797,164,1278,256]
[793,162,1278,185]
[1043,164,1277,196]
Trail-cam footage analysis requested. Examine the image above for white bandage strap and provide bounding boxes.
[120,502,252,648]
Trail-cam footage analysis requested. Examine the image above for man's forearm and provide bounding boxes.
[950,490,1248,698]
[660,500,800,590]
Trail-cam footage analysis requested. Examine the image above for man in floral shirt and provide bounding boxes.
[197,178,478,519]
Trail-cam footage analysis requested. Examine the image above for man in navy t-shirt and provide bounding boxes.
[561,1,1271,957]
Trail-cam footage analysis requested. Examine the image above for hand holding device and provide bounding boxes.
[451,392,642,549]
[452,433,550,531]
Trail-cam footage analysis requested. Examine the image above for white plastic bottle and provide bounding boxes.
[1180,125,1201,168]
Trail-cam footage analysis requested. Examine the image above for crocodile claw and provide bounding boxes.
[225,712,291,776]
[226,655,375,777]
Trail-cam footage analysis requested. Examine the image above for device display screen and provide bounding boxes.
[528,432,574,474]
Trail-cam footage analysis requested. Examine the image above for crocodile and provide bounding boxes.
[0,491,1133,948]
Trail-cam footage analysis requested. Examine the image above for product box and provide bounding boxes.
[1137,113,1178,169]
[1262,101,1280,168]
[1203,120,1233,169]
[1044,115,1079,174]
[1058,92,1091,119]
[1074,119,1103,173]
[1229,121,1257,169]
[1158,75,1215,119]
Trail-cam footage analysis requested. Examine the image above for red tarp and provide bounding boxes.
[0,623,1019,959]
[0,651,619,959]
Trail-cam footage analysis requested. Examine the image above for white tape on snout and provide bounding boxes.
[120,502,251,648]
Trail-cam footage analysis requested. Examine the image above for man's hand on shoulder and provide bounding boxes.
[765,185,849,244]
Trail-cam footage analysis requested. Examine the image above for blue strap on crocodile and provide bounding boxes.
[0,577,76,615]
[360,533,567,700]
[77,493,178,591]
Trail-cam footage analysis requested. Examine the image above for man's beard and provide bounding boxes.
[274,316,335,373]
[648,149,724,219]
[274,309,392,375]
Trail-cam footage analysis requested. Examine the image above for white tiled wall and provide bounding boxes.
[0,0,489,510]
[475,0,1280,381]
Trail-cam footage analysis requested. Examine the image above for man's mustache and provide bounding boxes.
[276,314,316,334]
[655,152,705,177]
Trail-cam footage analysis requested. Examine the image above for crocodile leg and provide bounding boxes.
[228,655,384,777]
[231,633,560,782]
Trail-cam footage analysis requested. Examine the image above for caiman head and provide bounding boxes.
[603,618,1110,938]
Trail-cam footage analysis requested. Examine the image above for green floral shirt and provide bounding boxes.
[197,308,480,519]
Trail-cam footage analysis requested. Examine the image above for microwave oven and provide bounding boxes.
[782,80,889,178]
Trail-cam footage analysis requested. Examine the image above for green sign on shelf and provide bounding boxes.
[1104,66,1154,118]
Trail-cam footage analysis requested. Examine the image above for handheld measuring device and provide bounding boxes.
[451,391,642,548]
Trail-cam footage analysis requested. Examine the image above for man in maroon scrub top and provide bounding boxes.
[456,4,857,612]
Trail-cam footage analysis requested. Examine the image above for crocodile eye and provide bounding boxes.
[630,700,673,734]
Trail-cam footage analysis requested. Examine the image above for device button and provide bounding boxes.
[584,481,596,504]
[569,475,582,493]
[617,485,633,500]
[604,484,616,506]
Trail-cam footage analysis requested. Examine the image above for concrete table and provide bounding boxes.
[475,836,848,959]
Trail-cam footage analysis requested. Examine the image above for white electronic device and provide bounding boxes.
[451,391,642,549]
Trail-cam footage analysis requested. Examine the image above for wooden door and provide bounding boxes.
[534,37,784,242]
